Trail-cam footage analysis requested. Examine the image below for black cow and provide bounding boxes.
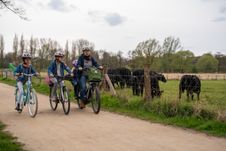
[179,75,201,100]
[107,67,132,89]
[132,69,167,98]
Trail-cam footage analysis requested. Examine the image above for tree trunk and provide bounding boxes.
[144,66,152,101]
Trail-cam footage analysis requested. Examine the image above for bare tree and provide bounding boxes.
[12,34,18,64]
[133,38,161,101]
[19,34,25,56]
[0,34,4,68]
[0,0,28,20]
[71,41,77,60]
[75,39,94,55]
[64,40,70,66]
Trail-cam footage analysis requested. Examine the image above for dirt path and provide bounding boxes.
[0,83,225,151]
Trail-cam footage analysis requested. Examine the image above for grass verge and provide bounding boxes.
[0,121,24,151]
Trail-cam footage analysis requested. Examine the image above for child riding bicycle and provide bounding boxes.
[48,50,72,102]
[77,45,103,108]
[14,51,39,111]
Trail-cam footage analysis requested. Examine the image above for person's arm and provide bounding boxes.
[30,65,37,74]
[77,56,82,68]
[14,65,22,76]
[92,57,100,68]
[48,61,54,76]
[63,63,72,74]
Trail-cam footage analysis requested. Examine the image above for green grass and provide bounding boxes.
[0,77,226,137]
[0,121,24,151]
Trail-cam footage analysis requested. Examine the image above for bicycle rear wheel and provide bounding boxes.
[91,86,101,114]
[49,86,58,111]
[62,87,70,115]
[28,89,38,118]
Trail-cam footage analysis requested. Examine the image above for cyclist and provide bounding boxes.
[48,50,72,102]
[77,45,103,108]
[14,51,38,111]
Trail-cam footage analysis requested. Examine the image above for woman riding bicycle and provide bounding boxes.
[14,51,38,111]
[48,50,72,102]
[77,45,103,108]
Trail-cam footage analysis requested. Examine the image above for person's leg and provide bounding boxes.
[50,77,58,101]
[16,81,23,110]
[80,76,87,101]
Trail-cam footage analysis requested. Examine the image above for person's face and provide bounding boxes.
[83,50,91,56]
[55,56,63,62]
[24,58,31,64]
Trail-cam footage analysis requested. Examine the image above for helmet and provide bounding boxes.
[22,51,31,59]
[82,45,92,52]
[55,50,64,57]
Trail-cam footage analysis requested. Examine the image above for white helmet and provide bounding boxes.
[82,45,92,51]
[55,50,64,57]
[22,51,31,59]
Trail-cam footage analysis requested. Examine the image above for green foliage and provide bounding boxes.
[196,53,219,73]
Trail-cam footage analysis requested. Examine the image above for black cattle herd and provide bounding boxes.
[107,67,201,100]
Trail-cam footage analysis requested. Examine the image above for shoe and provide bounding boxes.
[15,103,20,111]
[80,101,86,109]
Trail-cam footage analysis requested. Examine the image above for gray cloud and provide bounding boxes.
[88,11,126,26]
[213,17,226,22]
[220,6,226,13]
[48,0,77,12]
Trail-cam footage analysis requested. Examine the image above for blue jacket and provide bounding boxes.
[48,60,71,77]
[77,55,99,68]
[15,64,36,83]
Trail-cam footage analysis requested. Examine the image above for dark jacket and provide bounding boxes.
[48,60,71,77]
[77,54,99,68]
[15,64,36,83]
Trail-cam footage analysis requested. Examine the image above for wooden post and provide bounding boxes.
[104,74,116,96]
[144,66,151,101]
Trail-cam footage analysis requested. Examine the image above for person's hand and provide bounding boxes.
[35,73,40,77]
[99,66,103,70]
[78,67,83,71]
[49,74,54,78]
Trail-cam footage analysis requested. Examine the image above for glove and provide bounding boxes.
[49,74,54,78]
[78,67,83,71]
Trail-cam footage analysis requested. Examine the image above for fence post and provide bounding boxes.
[144,66,151,102]
[104,74,116,96]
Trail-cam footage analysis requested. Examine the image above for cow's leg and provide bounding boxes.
[186,90,189,100]
[197,92,200,100]
[191,91,194,100]
[179,89,182,99]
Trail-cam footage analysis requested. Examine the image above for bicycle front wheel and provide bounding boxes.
[49,86,58,111]
[28,89,38,118]
[62,87,70,115]
[91,86,101,114]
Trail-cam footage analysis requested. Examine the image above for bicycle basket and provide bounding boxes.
[87,67,102,82]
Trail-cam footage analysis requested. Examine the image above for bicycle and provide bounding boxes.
[76,67,102,114]
[49,75,71,115]
[15,73,38,118]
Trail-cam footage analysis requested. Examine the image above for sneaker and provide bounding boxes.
[80,101,86,109]
[15,103,20,111]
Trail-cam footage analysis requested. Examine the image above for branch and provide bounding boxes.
[0,0,28,20]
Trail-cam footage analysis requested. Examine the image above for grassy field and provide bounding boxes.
[0,121,24,151]
[0,76,226,137]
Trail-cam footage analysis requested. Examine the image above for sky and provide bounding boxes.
[0,0,226,56]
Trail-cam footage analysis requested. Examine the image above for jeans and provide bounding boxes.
[50,77,64,99]
[79,75,87,101]
[16,81,24,105]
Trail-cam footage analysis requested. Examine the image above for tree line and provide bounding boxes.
[0,34,225,73]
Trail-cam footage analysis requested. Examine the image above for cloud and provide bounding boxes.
[213,17,226,22]
[48,0,77,12]
[220,6,226,13]
[88,11,126,26]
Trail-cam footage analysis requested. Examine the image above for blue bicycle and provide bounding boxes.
[15,73,38,118]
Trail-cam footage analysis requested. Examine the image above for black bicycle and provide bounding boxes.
[75,67,102,114]
[49,75,72,115]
